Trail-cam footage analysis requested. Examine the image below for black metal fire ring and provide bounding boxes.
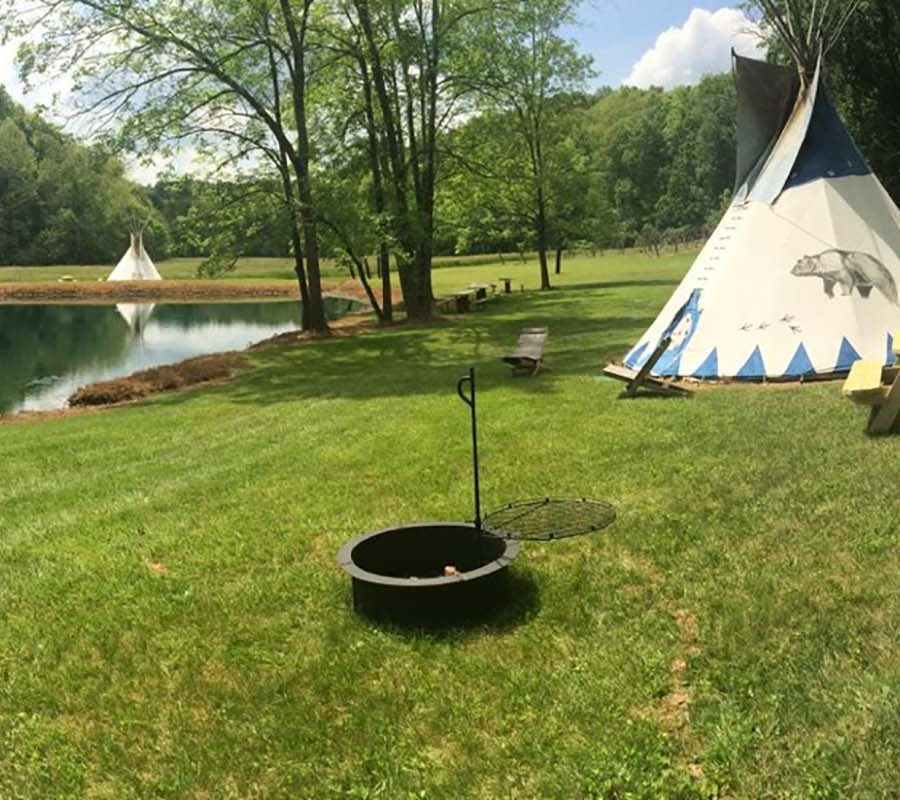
[337,522,521,584]
[336,522,521,625]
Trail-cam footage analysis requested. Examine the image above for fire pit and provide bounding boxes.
[337,522,520,625]
[337,368,615,626]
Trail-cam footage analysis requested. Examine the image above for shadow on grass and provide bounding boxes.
[362,569,541,641]
[554,278,680,292]
[137,286,657,414]
[145,290,657,408]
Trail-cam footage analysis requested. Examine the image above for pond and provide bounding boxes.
[0,297,363,415]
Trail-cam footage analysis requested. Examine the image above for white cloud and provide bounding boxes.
[625,7,764,89]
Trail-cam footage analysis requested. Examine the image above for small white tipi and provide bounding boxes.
[622,3,900,380]
[107,231,162,281]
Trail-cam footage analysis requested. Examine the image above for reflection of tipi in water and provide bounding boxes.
[107,231,162,281]
[116,303,156,336]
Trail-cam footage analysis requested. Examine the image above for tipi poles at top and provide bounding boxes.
[753,0,863,73]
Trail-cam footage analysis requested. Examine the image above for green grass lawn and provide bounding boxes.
[0,247,687,290]
[3,252,900,798]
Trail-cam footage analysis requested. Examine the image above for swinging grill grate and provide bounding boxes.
[482,497,616,541]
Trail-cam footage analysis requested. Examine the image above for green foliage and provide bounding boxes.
[195,252,238,278]
[803,0,900,200]
[586,77,737,247]
[0,87,163,266]
[440,75,737,257]
[157,179,291,261]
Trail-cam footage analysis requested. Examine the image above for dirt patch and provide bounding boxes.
[0,280,301,304]
[656,607,704,780]
[0,277,400,306]
[68,353,246,407]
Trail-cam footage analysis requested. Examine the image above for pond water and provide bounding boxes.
[0,297,362,415]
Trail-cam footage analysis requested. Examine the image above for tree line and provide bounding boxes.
[1,0,898,330]
[0,71,738,275]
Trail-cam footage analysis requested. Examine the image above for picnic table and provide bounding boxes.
[452,291,473,313]
[467,283,493,301]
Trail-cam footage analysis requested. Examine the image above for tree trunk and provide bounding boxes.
[292,235,311,331]
[345,249,382,320]
[536,190,552,290]
[302,218,328,332]
[396,250,433,320]
[379,244,392,321]
[279,0,328,335]
[555,246,563,275]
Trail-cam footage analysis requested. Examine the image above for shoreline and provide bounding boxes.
[0,280,300,304]
[0,311,398,425]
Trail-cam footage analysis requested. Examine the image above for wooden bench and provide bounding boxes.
[602,336,692,398]
[503,327,548,375]
[843,335,900,434]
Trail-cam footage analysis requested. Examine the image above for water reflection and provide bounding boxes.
[116,303,156,335]
[0,298,363,414]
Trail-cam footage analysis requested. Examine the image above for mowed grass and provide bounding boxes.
[3,252,900,797]
[0,247,680,289]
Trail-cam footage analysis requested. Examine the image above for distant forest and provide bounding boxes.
[0,1,898,270]
[0,75,737,266]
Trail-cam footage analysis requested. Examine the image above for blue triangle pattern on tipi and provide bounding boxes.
[737,346,766,379]
[784,343,815,376]
[624,341,649,369]
[654,348,682,376]
[692,348,718,378]
[835,337,861,371]
[887,333,896,366]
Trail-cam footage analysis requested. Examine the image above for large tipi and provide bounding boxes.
[622,3,900,380]
[107,231,162,281]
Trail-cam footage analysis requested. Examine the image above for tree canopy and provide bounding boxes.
[1,0,899,292]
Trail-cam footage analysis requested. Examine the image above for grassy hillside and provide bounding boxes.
[2,252,899,798]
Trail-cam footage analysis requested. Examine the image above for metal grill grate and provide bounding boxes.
[482,497,616,541]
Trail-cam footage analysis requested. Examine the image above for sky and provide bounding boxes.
[568,0,763,88]
[0,2,765,181]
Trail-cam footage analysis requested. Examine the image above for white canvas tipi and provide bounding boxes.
[623,15,900,380]
[107,231,162,281]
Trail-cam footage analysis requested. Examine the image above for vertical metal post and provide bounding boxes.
[456,367,482,531]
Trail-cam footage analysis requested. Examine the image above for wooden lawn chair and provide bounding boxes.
[602,336,692,398]
[503,327,548,376]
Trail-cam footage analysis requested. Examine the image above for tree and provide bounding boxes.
[0,118,40,260]
[655,74,736,233]
[3,0,332,331]
[586,86,668,247]
[467,0,593,289]
[342,0,460,320]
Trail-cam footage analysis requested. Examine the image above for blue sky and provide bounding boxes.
[566,1,760,88]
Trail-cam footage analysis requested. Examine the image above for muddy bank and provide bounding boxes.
[64,310,385,409]
[0,280,299,304]
[68,354,247,407]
